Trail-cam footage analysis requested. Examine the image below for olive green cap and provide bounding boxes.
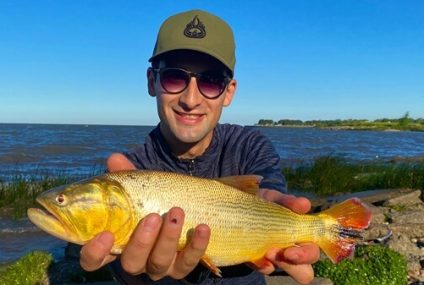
[149,10,236,75]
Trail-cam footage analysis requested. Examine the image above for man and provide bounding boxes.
[80,9,320,284]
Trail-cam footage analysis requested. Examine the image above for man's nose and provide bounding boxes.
[179,77,202,108]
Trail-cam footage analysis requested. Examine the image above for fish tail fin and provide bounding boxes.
[317,198,372,263]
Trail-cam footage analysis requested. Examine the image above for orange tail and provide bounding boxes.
[317,198,372,263]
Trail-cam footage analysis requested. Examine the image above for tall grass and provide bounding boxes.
[0,167,104,219]
[283,156,424,197]
[0,175,73,219]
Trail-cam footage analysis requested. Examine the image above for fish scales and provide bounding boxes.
[106,171,326,266]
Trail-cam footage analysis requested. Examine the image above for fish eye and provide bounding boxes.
[56,194,66,205]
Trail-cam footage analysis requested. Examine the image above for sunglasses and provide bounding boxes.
[152,67,231,99]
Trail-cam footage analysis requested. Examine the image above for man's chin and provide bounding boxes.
[174,133,204,144]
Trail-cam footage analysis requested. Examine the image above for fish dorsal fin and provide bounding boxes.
[216,175,263,196]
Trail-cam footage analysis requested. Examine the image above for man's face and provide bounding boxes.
[148,51,236,150]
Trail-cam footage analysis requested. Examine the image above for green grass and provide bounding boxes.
[0,251,53,285]
[283,156,424,197]
[0,250,114,284]
[314,245,407,285]
[0,166,103,219]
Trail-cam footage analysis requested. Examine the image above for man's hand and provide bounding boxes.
[251,189,321,284]
[80,153,211,281]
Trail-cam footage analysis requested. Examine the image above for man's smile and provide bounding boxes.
[174,109,206,124]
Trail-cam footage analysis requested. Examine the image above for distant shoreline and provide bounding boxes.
[255,114,424,132]
[254,124,415,132]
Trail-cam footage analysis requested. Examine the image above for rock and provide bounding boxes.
[384,190,422,207]
[391,210,424,224]
[363,224,391,241]
[310,188,420,210]
[390,224,424,239]
[388,232,423,264]
[366,203,388,224]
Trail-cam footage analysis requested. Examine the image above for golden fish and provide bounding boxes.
[27,170,372,275]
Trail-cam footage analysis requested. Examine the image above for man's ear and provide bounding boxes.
[223,79,237,106]
[147,68,156,97]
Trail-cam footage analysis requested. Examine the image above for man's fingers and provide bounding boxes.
[264,245,319,284]
[120,213,162,275]
[282,243,320,264]
[279,263,314,285]
[171,224,210,279]
[107,153,136,172]
[260,190,311,214]
[279,196,311,214]
[146,207,185,280]
[80,232,116,271]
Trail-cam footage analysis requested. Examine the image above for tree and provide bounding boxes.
[398,112,411,129]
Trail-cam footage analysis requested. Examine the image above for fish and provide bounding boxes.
[27,170,372,276]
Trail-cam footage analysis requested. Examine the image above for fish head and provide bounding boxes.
[28,176,136,247]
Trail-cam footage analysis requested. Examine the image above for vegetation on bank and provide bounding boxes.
[0,175,72,219]
[314,245,407,285]
[283,156,424,197]
[257,112,424,132]
[0,251,52,285]
[0,250,113,285]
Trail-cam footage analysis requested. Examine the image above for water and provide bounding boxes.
[259,127,424,167]
[0,216,66,264]
[0,123,154,180]
[1,123,424,264]
[1,124,424,181]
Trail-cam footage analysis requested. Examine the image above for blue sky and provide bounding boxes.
[0,1,423,126]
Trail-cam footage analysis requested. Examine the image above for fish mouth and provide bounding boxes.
[27,199,80,245]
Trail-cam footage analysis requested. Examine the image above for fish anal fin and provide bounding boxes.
[247,257,273,270]
[320,237,356,263]
[216,175,262,195]
[110,247,122,255]
[200,255,222,277]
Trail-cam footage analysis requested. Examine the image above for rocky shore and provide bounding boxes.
[361,189,424,284]
[310,188,424,284]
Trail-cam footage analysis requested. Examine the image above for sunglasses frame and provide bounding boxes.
[151,67,231,99]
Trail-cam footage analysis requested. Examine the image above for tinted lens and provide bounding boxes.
[198,73,227,98]
[160,69,189,93]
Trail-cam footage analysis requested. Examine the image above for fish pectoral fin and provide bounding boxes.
[200,255,222,277]
[247,257,268,269]
[216,175,262,196]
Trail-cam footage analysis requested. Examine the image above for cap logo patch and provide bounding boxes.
[183,16,206,39]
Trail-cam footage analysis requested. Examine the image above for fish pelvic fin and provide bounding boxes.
[317,198,372,263]
[201,255,222,277]
[216,175,262,196]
